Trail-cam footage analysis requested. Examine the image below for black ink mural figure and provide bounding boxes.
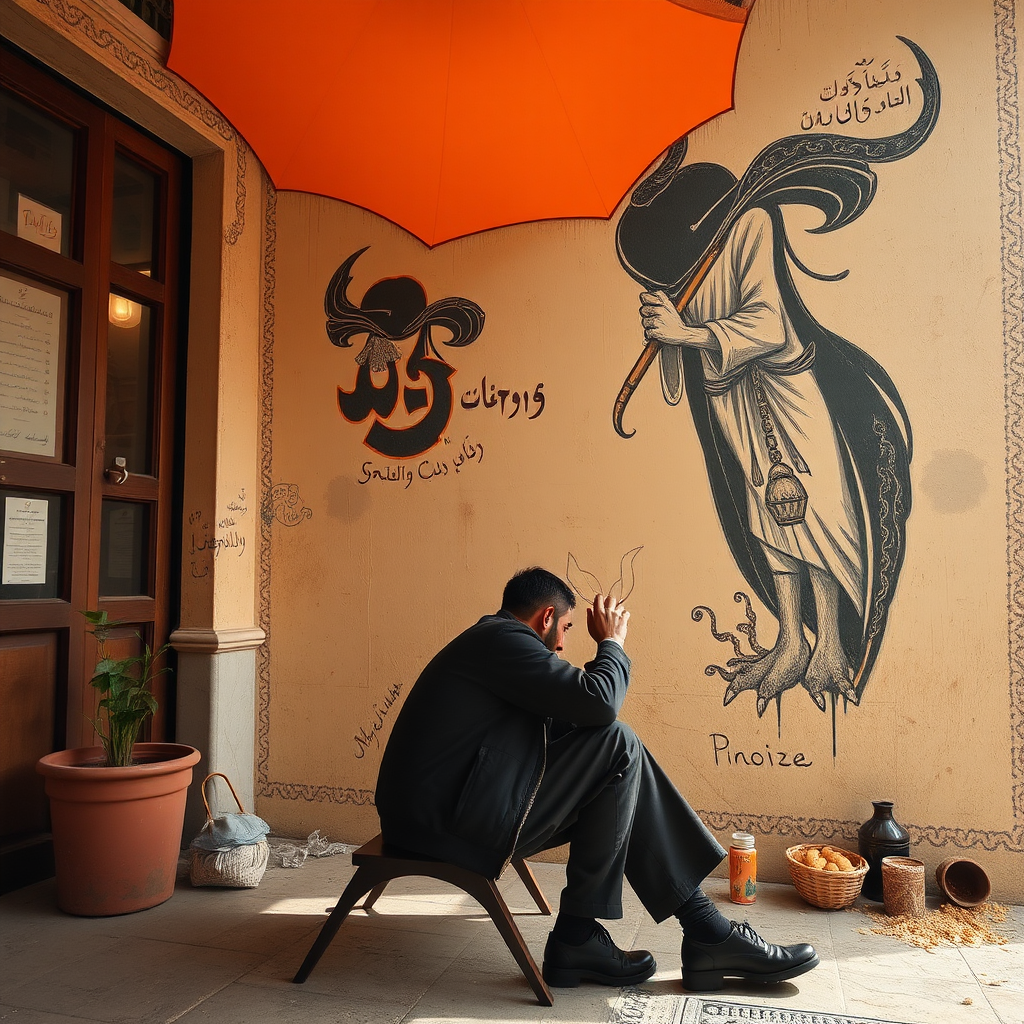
[614,37,939,722]
[325,248,485,459]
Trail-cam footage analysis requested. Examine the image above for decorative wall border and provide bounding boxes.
[256,180,276,792]
[994,0,1024,852]
[33,0,247,244]
[253,3,1024,854]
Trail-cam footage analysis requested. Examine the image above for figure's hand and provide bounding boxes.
[588,594,629,645]
[639,290,712,349]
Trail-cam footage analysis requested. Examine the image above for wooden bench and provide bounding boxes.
[292,833,554,1005]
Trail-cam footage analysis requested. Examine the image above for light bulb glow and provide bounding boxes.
[108,294,142,328]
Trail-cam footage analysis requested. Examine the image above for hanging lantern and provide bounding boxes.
[765,462,808,526]
[108,293,142,329]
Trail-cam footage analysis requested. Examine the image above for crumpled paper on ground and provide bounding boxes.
[267,830,353,868]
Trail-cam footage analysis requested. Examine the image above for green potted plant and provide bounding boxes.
[85,609,165,766]
[36,612,201,916]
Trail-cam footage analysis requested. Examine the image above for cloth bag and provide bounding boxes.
[189,772,271,888]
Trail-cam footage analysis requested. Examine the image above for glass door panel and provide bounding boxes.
[105,296,153,475]
[111,153,157,276]
[99,498,150,597]
[0,88,76,258]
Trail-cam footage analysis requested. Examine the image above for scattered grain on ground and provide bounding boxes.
[855,901,1010,950]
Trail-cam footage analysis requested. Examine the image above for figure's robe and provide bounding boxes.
[664,207,864,612]
[663,207,912,695]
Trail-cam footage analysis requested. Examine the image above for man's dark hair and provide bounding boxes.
[501,567,576,618]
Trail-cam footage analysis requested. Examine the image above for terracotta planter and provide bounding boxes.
[37,743,201,916]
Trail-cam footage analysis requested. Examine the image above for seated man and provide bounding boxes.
[375,567,819,991]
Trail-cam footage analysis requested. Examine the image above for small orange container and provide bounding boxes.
[729,832,757,904]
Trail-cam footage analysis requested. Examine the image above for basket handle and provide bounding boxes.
[200,772,247,820]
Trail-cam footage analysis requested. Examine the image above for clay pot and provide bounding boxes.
[881,856,926,917]
[935,857,991,907]
[37,743,201,916]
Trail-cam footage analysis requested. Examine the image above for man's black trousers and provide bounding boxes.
[513,720,726,922]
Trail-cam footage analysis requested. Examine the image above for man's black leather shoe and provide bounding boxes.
[543,924,657,987]
[681,920,818,991]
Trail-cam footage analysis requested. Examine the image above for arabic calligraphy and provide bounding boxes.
[357,435,484,490]
[460,377,546,419]
[189,519,245,558]
[801,57,913,131]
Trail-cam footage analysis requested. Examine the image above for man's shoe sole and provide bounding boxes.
[682,951,819,991]
[543,961,658,988]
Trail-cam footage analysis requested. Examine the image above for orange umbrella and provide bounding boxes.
[168,0,752,247]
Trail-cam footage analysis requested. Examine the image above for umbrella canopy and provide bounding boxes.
[168,0,751,247]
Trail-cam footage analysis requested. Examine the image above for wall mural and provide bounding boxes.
[612,37,940,742]
[325,247,485,460]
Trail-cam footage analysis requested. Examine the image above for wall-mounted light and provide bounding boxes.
[108,293,142,329]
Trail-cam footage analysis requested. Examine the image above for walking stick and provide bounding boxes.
[612,243,723,439]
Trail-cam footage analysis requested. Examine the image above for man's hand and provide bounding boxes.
[588,594,629,646]
[639,290,716,351]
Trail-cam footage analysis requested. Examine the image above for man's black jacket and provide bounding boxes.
[375,609,632,877]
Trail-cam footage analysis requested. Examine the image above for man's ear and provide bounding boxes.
[540,605,556,631]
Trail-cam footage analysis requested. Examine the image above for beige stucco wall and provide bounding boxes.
[257,0,1024,901]
[7,0,1019,903]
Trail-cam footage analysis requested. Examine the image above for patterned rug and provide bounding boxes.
[611,990,910,1024]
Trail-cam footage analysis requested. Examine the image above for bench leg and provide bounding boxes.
[293,864,393,983]
[512,858,552,915]
[466,876,554,1006]
[361,881,389,911]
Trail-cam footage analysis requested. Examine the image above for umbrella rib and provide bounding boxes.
[519,0,608,216]
[431,0,458,245]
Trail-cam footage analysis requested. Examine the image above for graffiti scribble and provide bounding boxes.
[566,546,643,605]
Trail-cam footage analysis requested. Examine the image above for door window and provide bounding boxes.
[0,88,76,258]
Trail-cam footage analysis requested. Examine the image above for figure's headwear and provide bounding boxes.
[616,151,738,296]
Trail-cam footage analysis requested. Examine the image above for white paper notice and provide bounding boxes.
[17,194,62,253]
[0,274,61,458]
[2,496,48,585]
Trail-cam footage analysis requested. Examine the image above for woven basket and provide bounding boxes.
[189,773,270,888]
[786,844,868,909]
[190,839,269,888]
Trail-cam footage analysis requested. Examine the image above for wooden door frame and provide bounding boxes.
[1,45,185,768]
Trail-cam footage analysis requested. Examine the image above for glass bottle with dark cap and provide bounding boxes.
[858,801,911,901]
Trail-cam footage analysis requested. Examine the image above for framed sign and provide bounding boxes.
[0,271,67,461]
